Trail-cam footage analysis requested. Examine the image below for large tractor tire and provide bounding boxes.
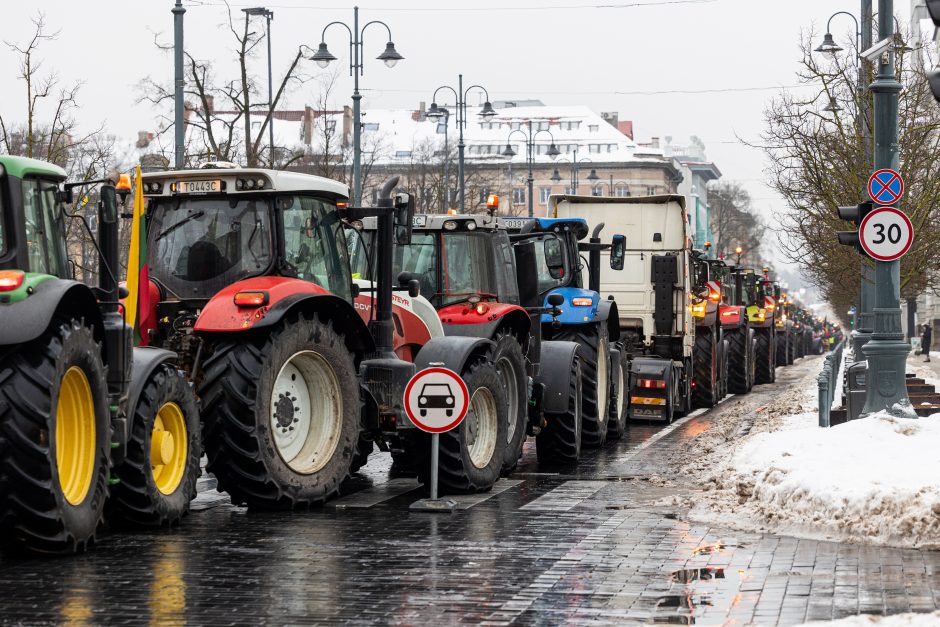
[607,349,628,440]
[109,364,200,528]
[754,328,775,385]
[417,357,508,494]
[556,325,610,448]
[536,358,582,465]
[726,327,752,394]
[787,332,796,365]
[492,330,527,475]
[693,327,719,408]
[0,319,110,554]
[199,314,362,509]
[775,332,788,367]
[718,337,729,399]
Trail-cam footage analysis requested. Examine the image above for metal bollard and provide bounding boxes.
[818,369,831,428]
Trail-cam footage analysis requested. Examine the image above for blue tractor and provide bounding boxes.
[500,217,626,448]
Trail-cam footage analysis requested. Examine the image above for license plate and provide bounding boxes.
[501,218,529,230]
[413,215,427,227]
[177,180,221,194]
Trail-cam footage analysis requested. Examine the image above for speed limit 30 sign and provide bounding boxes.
[859,207,914,261]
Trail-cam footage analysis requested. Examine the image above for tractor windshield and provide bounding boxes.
[279,195,351,301]
[147,196,274,300]
[21,178,67,277]
[440,232,498,307]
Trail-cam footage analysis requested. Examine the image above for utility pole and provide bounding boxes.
[861,0,916,418]
[173,0,186,169]
[856,0,876,361]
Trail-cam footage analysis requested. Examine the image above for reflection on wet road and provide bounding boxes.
[1,357,938,625]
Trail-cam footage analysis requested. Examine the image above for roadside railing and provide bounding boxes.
[818,340,845,428]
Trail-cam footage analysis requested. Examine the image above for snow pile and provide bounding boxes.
[693,411,940,548]
[800,611,940,626]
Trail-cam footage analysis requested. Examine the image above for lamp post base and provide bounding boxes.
[860,307,916,419]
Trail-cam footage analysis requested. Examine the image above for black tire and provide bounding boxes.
[693,327,719,408]
[555,325,609,448]
[109,363,200,528]
[726,327,751,394]
[417,358,508,494]
[536,357,582,465]
[607,349,628,440]
[0,319,110,554]
[787,332,796,365]
[754,328,775,385]
[718,337,729,399]
[199,314,362,509]
[775,332,788,367]
[349,436,374,474]
[492,330,527,474]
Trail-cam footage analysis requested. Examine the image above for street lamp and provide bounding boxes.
[312,6,403,205]
[243,7,275,167]
[504,120,560,218]
[427,107,451,209]
[553,145,593,194]
[734,245,744,265]
[427,75,496,212]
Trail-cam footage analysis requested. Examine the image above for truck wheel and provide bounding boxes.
[419,358,508,494]
[536,357,582,465]
[109,364,200,527]
[693,327,719,408]
[0,319,110,554]
[754,329,775,385]
[556,326,609,448]
[607,349,628,440]
[492,330,527,474]
[199,314,362,509]
[726,328,751,395]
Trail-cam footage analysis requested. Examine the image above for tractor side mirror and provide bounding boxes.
[407,279,420,298]
[543,237,565,280]
[100,185,118,224]
[394,192,415,245]
[609,234,626,271]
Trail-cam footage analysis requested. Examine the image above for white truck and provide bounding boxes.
[552,194,696,422]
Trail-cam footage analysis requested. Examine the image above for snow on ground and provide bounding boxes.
[670,356,940,549]
[800,611,940,626]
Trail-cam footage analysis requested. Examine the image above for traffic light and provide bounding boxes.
[836,201,873,252]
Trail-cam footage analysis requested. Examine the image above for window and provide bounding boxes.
[588,125,599,133]
[539,187,552,205]
[252,121,262,130]
[345,227,372,280]
[510,122,522,131]
[646,186,657,196]
[436,120,448,134]
[588,144,601,154]
[512,188,526,205]
[441,233,499,306]
[280,196,351,300]
[564,185,576,195]
[395,150,413,159]
[479,188,490,204]
[362,122,380,132]
[615,185,631,197]
[324,119,336,134]
[561,121,581,131]
[591,186,602,197]
[531,234,570,294]
[537,121,549,131]
[607,144,615,152]
[21,179,67,276]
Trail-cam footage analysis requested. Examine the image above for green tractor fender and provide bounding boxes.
[0,277,103,347]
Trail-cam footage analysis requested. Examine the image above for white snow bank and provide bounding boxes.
[800,611,940,626]
[715,411,940,548]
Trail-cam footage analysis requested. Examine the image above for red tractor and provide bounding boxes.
[140,166,508,503]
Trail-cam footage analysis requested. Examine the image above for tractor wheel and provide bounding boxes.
[417,358,508,494]
[492,330,527,475]
[0,319,110,554]
[536,357,582,465]
[693,327,719,408]
[109,363,200,528]
[607,349,628,440]
[199,314,361,509]
[555,325,610,448]
[726,327,751,395]
[718,337,729,399]
[775,332,788,367]
[787,332,796,365]
[754,328,775,385]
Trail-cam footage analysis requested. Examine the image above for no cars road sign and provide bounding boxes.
[404,367,470,433]
[868,169,904,205]
[859,207,914,261]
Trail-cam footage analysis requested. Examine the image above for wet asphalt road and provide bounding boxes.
[1,355,939,626]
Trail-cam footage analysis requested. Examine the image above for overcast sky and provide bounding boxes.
[0,0,924,290]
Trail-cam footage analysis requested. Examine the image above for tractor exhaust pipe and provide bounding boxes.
[372,176,401,358]
[588,222,605,294]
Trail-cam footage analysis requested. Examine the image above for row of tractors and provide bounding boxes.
[0,157,826,555]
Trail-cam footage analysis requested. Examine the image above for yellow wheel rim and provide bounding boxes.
[56,366,97,506]
[151,402,188,495]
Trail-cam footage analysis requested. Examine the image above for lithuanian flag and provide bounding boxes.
[124,166,152,346]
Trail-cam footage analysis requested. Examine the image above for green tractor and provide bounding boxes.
[0,155,201,554]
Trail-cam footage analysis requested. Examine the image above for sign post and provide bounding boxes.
[404,366,470,512]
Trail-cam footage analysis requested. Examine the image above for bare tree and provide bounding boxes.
[760,27,940,317]
[139,1,305,168]
[708,181,767,265]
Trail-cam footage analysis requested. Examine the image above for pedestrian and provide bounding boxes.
[922,323,932,362]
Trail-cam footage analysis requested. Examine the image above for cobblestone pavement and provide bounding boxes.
[1,356,938,626]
